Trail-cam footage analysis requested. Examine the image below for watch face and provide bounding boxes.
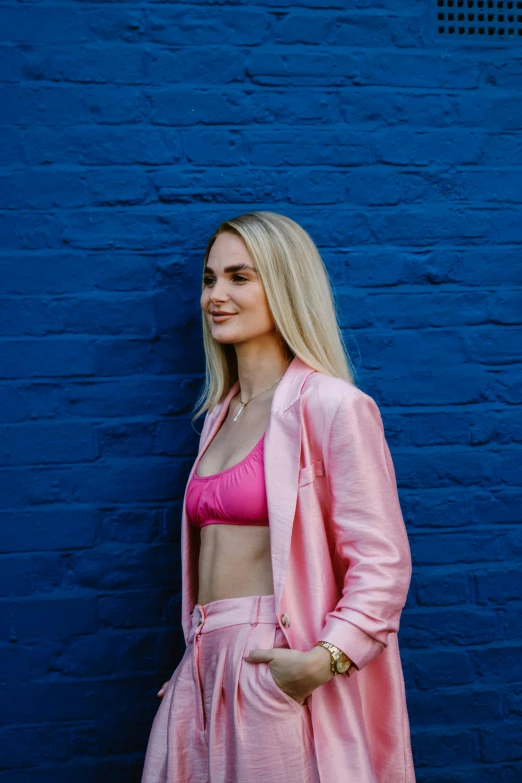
[335,656,351,674]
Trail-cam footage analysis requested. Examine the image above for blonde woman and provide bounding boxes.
[141,212,415,783]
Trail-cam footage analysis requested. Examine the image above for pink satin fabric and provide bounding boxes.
[179,357,416,782]
[186,432,269,529]
[141,594,320,783]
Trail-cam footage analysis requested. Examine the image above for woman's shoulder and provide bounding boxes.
[301,371,384,440]
[303,370,376,413]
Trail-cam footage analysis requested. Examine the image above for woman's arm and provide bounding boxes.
[246,390,412,700]
[318,391,412,671]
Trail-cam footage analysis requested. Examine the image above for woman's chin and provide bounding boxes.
[210,329,240,344]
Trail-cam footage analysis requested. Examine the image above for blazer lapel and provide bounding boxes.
[265,357,317,608]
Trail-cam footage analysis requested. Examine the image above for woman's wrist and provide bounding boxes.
[302,645,335,686]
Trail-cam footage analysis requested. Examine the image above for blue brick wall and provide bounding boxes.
[1,0,521,779]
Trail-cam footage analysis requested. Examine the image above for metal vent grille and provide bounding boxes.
[436,0,522,38]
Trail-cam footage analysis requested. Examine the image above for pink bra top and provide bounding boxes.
[186,433,269,529]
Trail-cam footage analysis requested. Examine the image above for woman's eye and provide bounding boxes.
[202,274,248,287]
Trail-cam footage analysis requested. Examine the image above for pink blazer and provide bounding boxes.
[180,356,416,783]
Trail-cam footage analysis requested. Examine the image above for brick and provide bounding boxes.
[250,131,375,167]
[0,639,64,680]
[96,422,156,458]
[0,461,190,506]
[0,509,97,553]
[406,688,502,727]
[144,50,183,85]
[358,52,480,88]
[0,6,85,44]
[410,532,503,566]
[389,489,521,529]
[411,728,477,768]
[3,760,143,783]
[475,569,522,604]
[0,171,88,211]
[1,294,154,336]
[415,569,470,606]
[0,553,65,596]
[470,409,522,446]
[470,645,522,684]
[400,608,499,647]
[0,597,97,641]
[0,127,23,165]
[0,725,68,768]
[505,684,522,718]
[417,766,513,783]
[479,723,522,763]
[0,382,61,423]
[412,650,475,689]
[1,680,155,738]
[279,11,423,48]
[0,84,87,125]
[22,45,146,85]
[100,509,161,543]
[62,630,161,676]
[63,544,180,591]
[375,130,483,166]
[0,422,97,465]
[98,592,163,629]
[246,50,358,86]
[0,340,94,379]
[0,253,157,295]
[21,126,182,166]
[148,8,268,46]
[0,44,20,81]
[86,84,149,124]
[84,8,147,43]
[60,377,201,417]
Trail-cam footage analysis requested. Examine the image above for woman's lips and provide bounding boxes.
[211,313,236,322]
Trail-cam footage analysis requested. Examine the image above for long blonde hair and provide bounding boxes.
[192,211,357,421]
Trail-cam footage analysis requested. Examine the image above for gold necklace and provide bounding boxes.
[233,374,284,422]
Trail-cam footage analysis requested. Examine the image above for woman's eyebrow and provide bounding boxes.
[204,263,257,274]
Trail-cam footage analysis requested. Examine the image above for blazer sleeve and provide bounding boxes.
[319,392,412,671]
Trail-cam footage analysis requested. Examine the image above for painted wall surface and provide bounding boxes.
[1,1,521,780]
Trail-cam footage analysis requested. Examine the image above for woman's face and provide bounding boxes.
[201,232,276,346]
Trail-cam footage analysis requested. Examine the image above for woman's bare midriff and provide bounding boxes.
[194,389,279,605]
[197,523,274,606]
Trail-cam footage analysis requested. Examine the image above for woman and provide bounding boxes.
[141,211,415,783]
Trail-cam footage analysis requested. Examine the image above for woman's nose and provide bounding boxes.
[209,279,229,301]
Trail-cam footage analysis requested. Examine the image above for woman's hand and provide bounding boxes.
[157,680,170,698]
[244,645,334,703]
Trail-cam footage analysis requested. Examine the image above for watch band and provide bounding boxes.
[315,640,352,675]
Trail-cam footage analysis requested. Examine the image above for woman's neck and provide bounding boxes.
[234,339,292,401]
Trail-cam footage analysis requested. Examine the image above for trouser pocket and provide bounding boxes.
[262,626,307,708]
[239,623,306,714]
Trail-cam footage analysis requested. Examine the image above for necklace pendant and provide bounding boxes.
[233,403,245,422]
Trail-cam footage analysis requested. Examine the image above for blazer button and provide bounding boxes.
[280,613,291,629]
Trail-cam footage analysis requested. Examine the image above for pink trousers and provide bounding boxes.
[141,594,320,783]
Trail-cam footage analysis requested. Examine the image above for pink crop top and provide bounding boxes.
[186,433,269,529]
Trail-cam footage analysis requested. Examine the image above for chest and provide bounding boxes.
[196,396,272,477]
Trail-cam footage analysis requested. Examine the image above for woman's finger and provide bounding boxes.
[157,680,170,697]
[243,647,276,664]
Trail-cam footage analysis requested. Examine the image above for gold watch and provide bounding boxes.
[315,640,352,675]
